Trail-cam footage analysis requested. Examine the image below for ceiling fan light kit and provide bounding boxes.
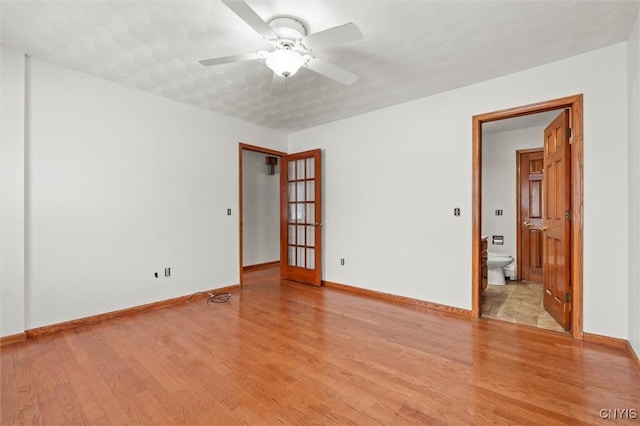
[265,48,304,77]
[199,0,363,94]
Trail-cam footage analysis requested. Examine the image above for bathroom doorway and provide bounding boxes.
[471,95,584,339]
[479,117,565,332]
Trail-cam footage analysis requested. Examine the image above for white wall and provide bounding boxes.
[0,54,287,333]
[242,150,280,266]
[482,125,544,270]
[627,11,640,355]
[289,43,629,339]
[2,40,635,344]
[0,47,26,336]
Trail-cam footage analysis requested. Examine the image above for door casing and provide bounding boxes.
[471,94,583,340]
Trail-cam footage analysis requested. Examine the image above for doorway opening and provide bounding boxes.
[480,116,565,332]
[472,95,584,340]
[238,143,286,287]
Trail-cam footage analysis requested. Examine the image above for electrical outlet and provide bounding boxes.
[227,208,232,216]
[164,267,170,277]
[454,208,461,216]
[495,209,503,216]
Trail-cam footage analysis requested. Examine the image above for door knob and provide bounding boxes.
[523,221,534,227]
[540,226,550,232]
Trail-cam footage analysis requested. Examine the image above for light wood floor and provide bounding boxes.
[2,266,639,425]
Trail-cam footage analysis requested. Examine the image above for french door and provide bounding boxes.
[280,149,322,286]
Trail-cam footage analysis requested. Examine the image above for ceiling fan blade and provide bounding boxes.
[301,23,363,52]
[199,51,262,66]
[305,57,358,86]
[270,73,286,96]
[221,0,279,40]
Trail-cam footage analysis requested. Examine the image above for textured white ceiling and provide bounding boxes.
[1,1,638,133]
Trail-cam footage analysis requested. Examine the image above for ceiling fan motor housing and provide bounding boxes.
[267,17,307,42]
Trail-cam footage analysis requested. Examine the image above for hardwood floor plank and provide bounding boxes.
[1,266,638,425]
[14,340,69,425]
[53,382,91,425]
[0,346,20,426]
[64,359,131,425]
[60,359,111,424]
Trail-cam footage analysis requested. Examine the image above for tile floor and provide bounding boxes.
[481,280,567,333]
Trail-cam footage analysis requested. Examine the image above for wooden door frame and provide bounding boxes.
[472,94,584,340]
[516,148,544,282]
[238,143,287,287]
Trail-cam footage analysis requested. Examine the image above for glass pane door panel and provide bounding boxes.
[306,204,314,224]
[296,204,304,222]
[296,225,305,245]
[306,248,315,269]
[288,246,296,266]
[296,182,305,202]
[306,226,314,246]
[288,182,296,201]
[296,159,305,180]
[306,181,314,201]
[288,161,295,181]
[306,158,314,179]
[297,247,305,267]
[288,225,295,244]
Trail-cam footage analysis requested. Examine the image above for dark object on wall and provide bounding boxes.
[266,156,278,175]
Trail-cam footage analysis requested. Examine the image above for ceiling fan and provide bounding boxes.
[199,0,364,95]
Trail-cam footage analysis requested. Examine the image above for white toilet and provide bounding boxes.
[487,252,514,285]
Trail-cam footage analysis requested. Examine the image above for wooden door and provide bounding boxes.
[542,110,571,331]
[518,150,544,282]
[280,149,322,286]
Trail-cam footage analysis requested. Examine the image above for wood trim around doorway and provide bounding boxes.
[471,94,584,340]
[238,143,287,287]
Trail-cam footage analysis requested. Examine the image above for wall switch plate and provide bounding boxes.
[227,208,232,216]
[454,208,461,216]
[164,267,170,277]
[340,258,345,266]
[495,209,503,216]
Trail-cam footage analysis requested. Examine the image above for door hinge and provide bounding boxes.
[566,127,572,139]
[565,292,571,303]
[565,210,571,221]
